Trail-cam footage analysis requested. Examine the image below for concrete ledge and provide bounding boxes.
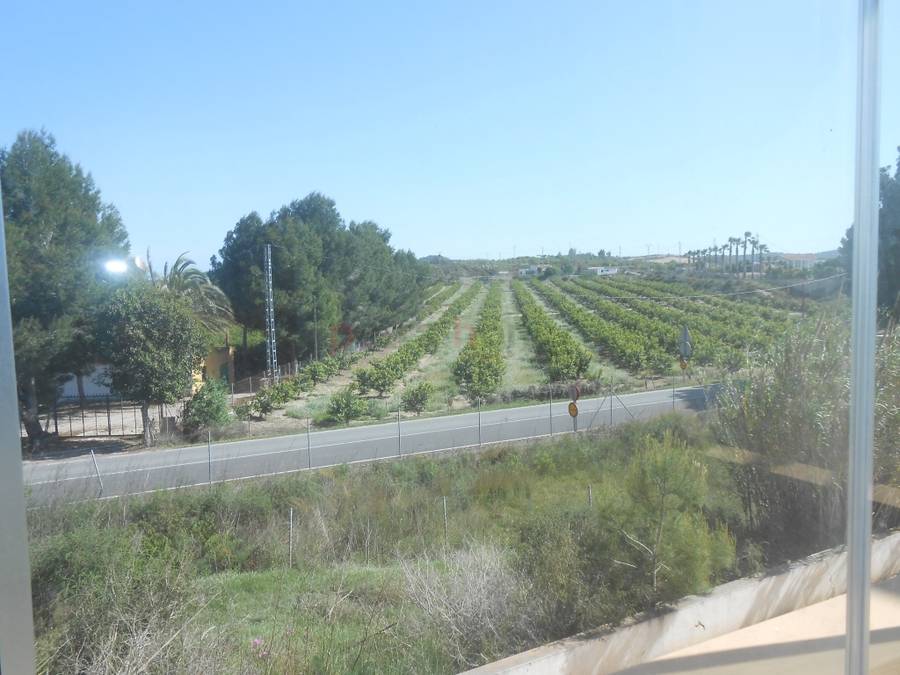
[464,531,900,675]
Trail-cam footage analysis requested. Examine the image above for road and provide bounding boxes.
[23,385,712,504]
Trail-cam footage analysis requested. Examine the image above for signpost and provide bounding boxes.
[568,401,578,432]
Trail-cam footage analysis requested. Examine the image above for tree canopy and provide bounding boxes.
[1,130,129,445]
[97,284,207,446]
[840,146,900,319]
[210,192,430,361]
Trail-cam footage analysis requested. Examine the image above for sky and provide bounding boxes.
[1,1,898,266]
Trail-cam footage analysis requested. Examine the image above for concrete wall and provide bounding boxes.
[465,531,900,675]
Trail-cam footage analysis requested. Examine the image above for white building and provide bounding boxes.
[586,266,619,276]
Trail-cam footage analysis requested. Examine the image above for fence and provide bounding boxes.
[20,396,184,439]
[23,385,716,504]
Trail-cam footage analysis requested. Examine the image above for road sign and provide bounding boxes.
[679,325,693,360]
[568,401,578,417]
[680,357,688,371]
[569,384,580,401]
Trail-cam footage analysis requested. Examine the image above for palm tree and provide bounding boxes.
[729,237,740,273]
[142,250,234,332]
[749,236,759,277]
[742,231,752,278]
[757,243,770,275]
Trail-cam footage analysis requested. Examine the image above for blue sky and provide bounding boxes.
[1,1,897,265]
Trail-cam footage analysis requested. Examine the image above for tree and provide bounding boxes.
[1,130,129,448]
[742,232,752,278]
[624,433,732,606]
[839,147,900,319]
[210,193,430,363]
[327,386,367,424]
[98,284,207,446]
[402,381,433,415]
[181,379,231,437]
[144,251,233,332]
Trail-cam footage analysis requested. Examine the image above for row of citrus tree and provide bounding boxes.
[598,275,789,333]
[511,279,592,381]
[416,282,462,322]
[453,281,505,401]
[529,279,672,374]
[575,277,768,362]
[354,282,483,397]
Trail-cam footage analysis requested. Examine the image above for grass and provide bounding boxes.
[30,414,758,674]
[520,280,629,384]
[499,280,546,390]
[400,284,488,412]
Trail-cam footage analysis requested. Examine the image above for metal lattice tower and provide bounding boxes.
[264,243,278,382]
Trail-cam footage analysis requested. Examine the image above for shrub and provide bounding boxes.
[181,379,230,436]
[402,381,433,415]
[327,387,367,424]
[401,545,536,669]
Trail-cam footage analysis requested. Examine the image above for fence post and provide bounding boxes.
[672,373,676,411]
[106,396,112,435]
[609,383,614,426]
[442,496,449,549]
[307,418,312,469]
[289,507,294,568]
[477,398,482,446]
[207,431,212,485]
[231,382,235,407]
[397,405,402,457]
[549,387,553,437]
[89,448,104,496]
[81,402,86,436]
[120,399,125,436]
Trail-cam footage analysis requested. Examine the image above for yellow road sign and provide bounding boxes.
[568,401,578,417]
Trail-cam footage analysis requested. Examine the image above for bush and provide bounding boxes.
[327,387,368,424]
[401,545,537,669]
[181,379,231,436]
[402,381,433,415]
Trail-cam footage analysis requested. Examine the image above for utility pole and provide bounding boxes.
[264,243,278,382]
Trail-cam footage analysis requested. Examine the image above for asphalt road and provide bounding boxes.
[23,385,712,504]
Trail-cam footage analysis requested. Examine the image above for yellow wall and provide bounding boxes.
[191,346,235,393]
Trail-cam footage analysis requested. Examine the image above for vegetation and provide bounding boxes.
[839,146,900,319]
[453,281,505,401]
[532,278,671,374]
[143,251,234,333]
[511,280,592,381]
[1,130,129,448]
[210,194,432,362]
[182,379,231,437]
[402,381,433,415]
[684,232,768,276]
[327,387,368,424]
[97,284,208,446]
[416,282,461,321]
[29,416,744,673]
[354,283,482,397]
[715,315,899,559]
